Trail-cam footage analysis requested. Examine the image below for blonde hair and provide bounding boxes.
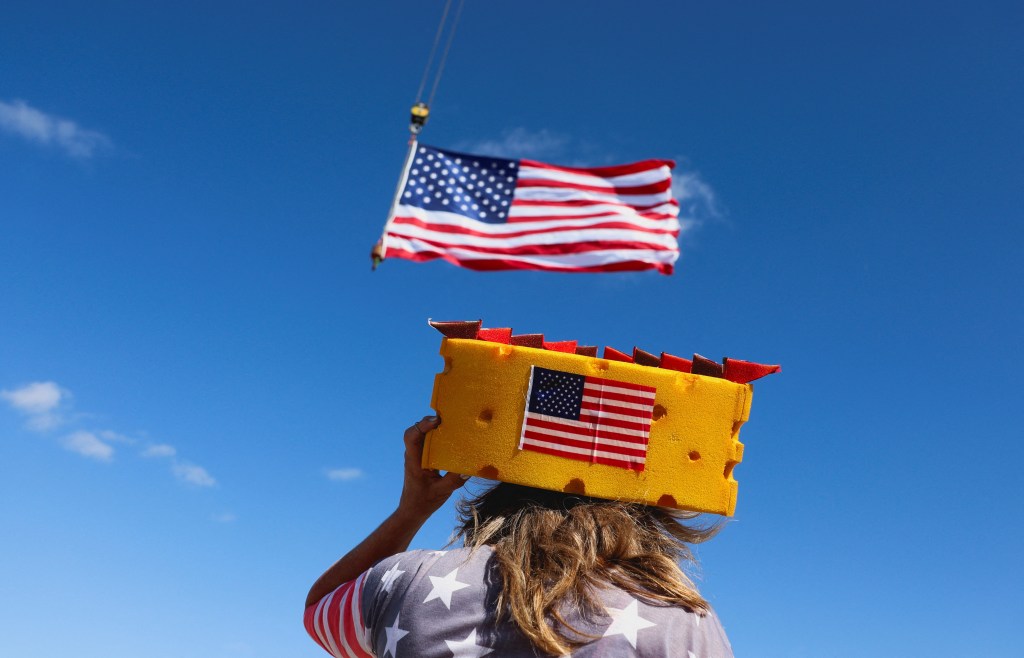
[454,483,721,655]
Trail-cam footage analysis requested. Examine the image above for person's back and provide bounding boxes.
[342,545,732,657]
[304,417,734,658]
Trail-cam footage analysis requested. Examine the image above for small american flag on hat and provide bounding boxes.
[519,366,656,470]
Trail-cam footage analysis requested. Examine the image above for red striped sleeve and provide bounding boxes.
[303,573,373,658]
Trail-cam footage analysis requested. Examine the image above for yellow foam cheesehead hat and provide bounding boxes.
[423,320,779,516]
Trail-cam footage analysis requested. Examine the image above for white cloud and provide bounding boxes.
[0,99,111,158]
[326,467,364,482]
[1,381,63,414]
[98,429,137,445]
[173,462,216,487]
[461,127,569,160]
[142,443,176,458]
[62,431,114,461]
[1,381,68,431]
[672,171,720,220]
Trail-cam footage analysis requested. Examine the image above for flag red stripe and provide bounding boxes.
[517,441,646,470]
[390,235,675,258]
[577,412,652,433]
[511,198,680,210]
[583,376,656,394]
[520,158,674,177]
[580,388,657,406]
[522,430,649,458]
[505,211,679,224]
[383,247,675,274]
[579,400,654,422]
[524,416,650,444]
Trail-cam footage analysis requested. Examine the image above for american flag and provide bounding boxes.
[381,144,681,274]
[519,366,656,470]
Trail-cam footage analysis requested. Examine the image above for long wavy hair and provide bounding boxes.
[453,482,721,655]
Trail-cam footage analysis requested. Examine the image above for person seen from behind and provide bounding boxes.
[304,415,733,657]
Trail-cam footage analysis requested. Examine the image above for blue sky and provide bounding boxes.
[1,1,1022,656]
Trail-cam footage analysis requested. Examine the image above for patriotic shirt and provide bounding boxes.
[381,144,681,274]
[304,546,733,658]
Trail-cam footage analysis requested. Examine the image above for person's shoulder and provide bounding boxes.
[367,546,487,582]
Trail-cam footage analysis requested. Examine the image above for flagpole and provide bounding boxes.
[372,136,419,269]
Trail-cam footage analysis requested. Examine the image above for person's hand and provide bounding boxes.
[396,415,467,521]
[304,415,467,609]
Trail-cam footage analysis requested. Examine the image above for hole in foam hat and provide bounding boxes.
[688,451,701,461]
[478,465,499,480]
[652,405,667,421]
[563,478,586,495]
[477,408,493,426]
[657,494,677,508]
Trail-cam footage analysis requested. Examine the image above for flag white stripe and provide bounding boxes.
[352,573,372,654]
[508,202,679,219]
[513,186,673,206]
[341,577,365,657]
[520,437,645,463]
[388,222,679,250]
[580,410,652,425]
[384,236,679,267]
[581,395,654,412]
[518,164,672,189]
[396,204,679,233]
[517,364,541,452]
[335,586,359,658]
[525,412,649,440]
[523,423,649,450]
[321,590,345,658]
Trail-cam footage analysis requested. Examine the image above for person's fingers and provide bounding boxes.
[403,415,440,448]
[438,470,468,494]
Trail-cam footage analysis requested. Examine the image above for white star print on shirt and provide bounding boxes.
[423,567,470,609]
[602,599,656,649]
[381,563,406,593]
[383,613,409,658]
[444,629,493,657]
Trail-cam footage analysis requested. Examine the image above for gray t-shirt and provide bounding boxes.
[332,546,733,657]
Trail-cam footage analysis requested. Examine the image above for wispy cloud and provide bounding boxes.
[670,164,723,242]
[173,462,217,487]
[672,171,720,221]
[142,443,176,458]
[459,127,570,160]
[1,381,68,431]
[1,381,62,413]
[3,380,217,491]
[326,467,364,482]
[0,98,111,158]
[62,431,114,462]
